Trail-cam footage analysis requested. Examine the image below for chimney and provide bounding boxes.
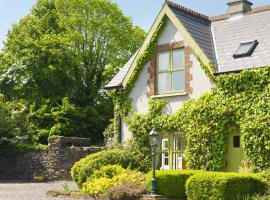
[227,0,253,16]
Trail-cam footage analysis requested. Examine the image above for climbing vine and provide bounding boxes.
[109,19,269,172]
[128,66,270,171]
[110,19,167,140]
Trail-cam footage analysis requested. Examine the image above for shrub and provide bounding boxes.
[146,170,202,198]
[107,181,146,200]
[71,148,148,188]
[260,170,270,195]
[186,172,268,200]
[81,165,145,196]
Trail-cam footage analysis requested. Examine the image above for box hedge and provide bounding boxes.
[186,172,268,200]
[71,148,148,188]
[146,170,202,198]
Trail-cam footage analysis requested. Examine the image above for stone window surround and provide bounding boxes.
[147,41,193,97]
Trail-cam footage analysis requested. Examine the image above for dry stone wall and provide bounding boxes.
[0,136,103,181]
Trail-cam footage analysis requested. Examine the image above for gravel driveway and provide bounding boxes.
[0,181,78,200]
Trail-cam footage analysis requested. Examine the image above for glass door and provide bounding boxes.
[172,133,186,170]
[161,138,169,170]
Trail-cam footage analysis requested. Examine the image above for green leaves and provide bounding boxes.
[0,0,146,145]
[124,66,270,171]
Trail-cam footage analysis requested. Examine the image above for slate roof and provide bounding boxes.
[167,2,216,64]
[105,52,137,89]
[105,1,270,89]
[212,10,270,73]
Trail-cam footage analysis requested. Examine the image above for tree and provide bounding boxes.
[0,0,146,143]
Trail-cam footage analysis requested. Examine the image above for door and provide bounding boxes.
[161,138,169,170]
[226,133,244,172]
[172,134,186,170]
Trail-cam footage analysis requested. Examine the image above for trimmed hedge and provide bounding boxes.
[71,148,148,188]
[186,172,268,200]
[146,170,202,198]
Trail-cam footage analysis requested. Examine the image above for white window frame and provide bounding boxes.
[161,138,169,170]
[157,49,185,95]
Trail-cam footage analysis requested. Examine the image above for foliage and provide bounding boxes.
[120,66,270,171]
[110,19,166,143]
[0,0,146,145]
[146,170,202,198]
[241,194,270,200]
[107,181,146,200]
[81,165,145,196]
[0,94,46,155]
[185,172,268,200]
[260,170,270,195]
[103,120,114,144]
[71,147,149,188]
[30,97,105,143]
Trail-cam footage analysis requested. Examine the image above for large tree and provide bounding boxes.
[0,0,145,143]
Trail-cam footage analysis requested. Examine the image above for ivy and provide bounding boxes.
[128,66,270,172]
[110,20,167,142]
[109,18,269,172]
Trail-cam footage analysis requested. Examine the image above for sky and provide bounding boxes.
[1,0,270,49]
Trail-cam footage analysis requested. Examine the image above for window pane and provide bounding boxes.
[172,71,185,92]
[173,50,184,69]
[158,73,170,94]
[237,42,253,54]
[233,136,240,148]
[162,139,168,150]
[158,53,170,71]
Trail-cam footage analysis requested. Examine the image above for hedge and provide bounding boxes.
[146,170,202,198]
[71,148,148,188]
[186,172,268,200]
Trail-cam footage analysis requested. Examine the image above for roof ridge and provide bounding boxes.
[210,4,270,21]
[166,1,270,22]
[165,0,210,21]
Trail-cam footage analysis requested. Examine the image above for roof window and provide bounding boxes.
[233,40,258,58]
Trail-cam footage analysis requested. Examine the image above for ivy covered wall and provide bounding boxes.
[128,67,270,172]
[110,18,270,172]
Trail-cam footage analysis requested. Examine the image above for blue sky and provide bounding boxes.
[1,0,269,49]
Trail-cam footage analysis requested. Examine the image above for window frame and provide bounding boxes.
[156,49,185,95]
[233,40,258,59]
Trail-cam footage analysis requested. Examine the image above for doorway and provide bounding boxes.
[225,133,244,172]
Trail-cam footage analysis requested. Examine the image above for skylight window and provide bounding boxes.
[233,40,258,58]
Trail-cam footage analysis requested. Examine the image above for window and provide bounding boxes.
[157,49,185,94]
[161,138,169,170]
[173,133,185,169]
[159,133,186,170]
[233,40,258,58]
[233,136,240,148]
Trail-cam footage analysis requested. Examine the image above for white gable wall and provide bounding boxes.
[121,19,214,142]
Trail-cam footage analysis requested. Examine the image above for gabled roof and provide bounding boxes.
[167,1,216,64]
[212,9,270,73]
[105,1,213,89]
[105,52,137,89]
[105,1,270,89]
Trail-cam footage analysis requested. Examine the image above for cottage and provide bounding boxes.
[105,0,270,172]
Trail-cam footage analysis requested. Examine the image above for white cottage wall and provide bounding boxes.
[120,19,214,142]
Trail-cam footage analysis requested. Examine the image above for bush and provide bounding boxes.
[260,170,270,195]
[71,148,149,188]
[0,95,42,155]
[81,165,145,196]
[107,181,146,200]
[186,172,268,200]
[146,170,202,198]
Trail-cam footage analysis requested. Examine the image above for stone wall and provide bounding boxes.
[0,136,103,181]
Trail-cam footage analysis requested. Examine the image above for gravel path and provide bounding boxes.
[0,181,78,200]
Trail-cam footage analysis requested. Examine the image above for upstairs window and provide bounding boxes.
[157,49,185,94]
[233,40,258,58]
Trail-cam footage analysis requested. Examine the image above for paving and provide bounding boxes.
[0,181,78,200]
